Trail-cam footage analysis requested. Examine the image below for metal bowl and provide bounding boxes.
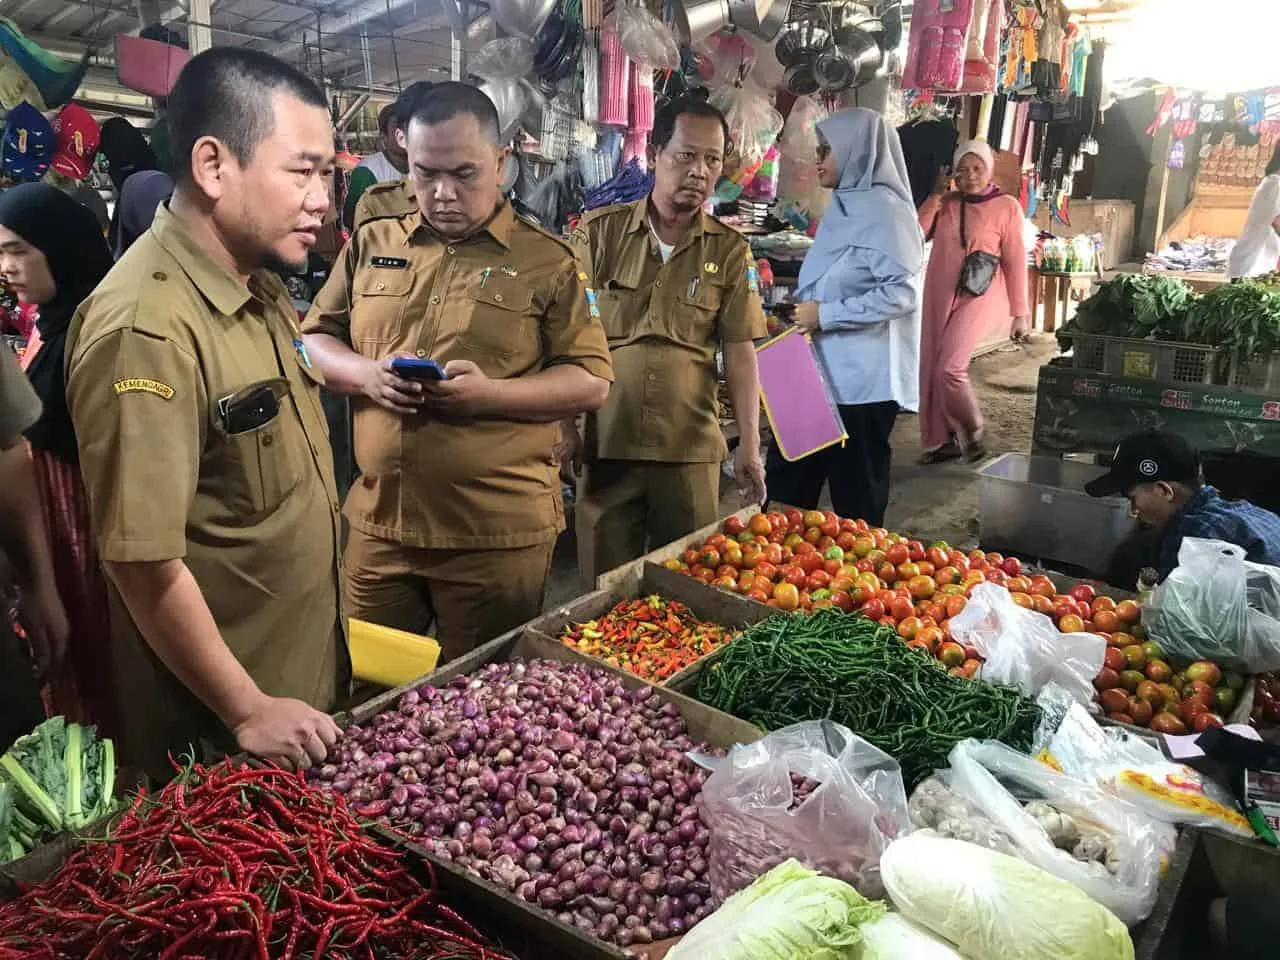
[783,61,819,96]
[731,0,791,42]
[774,20,830,68]
[674,0,731,45]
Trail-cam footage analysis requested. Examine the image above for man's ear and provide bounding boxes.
[189,135,231,202]
[647,143,658,169]
[1156,481,1178,501]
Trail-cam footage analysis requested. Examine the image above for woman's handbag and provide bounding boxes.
[956,197,1001,297]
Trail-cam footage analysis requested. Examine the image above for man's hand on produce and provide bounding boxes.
[735,444,767,506]
[231,696,341,769]
[555,422,583,483]
[419,360,498,418]
[792,301,820,332]
[20,581,68,678]
[363,353,424,415]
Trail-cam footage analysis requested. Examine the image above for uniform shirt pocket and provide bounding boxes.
[208,382,304,517]
[673,279,724,345]
[351,270,414,346]
[461,285,536,360]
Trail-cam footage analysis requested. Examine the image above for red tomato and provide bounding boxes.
[889,596,915,621]
[806,570,832,591]
[1001,556,1022,576]
[885,544,909,566]
[896,616,923,640]
[823,558,844,576]
[835,531,857,551]
[772,581,800,611]
[799,552,824,574]
[723,516,746,537]
[785,508,805,529]
[1070,583,1097,605]
[783,566,808,587]
[830,590,855,612]
[907,540,926,563]
[860,598,886,620]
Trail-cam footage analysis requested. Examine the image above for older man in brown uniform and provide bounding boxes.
[304,82,612,662]
[563,97,768,582]
[66,49,344,777]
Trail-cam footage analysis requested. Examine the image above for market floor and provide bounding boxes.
[545,336,1061,606]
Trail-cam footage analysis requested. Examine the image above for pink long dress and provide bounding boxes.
[917,191,1028,450]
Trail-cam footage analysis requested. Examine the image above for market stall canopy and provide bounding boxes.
[0,0,497,112]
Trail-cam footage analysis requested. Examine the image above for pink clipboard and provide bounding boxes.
[756,326,847,461]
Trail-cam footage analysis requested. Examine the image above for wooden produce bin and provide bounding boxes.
[341,628,763,960]
[535,561,773,687]
[596,505,761,595]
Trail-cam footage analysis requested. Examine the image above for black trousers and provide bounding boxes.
[765,401,898,526]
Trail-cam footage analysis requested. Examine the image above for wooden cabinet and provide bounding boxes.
[1032,199,1136,270]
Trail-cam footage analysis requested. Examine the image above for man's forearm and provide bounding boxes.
[105,558,265,730]
[722,341,761,450]
[490,365,609,423]
[303,333,368,396]
[0,443,57,592]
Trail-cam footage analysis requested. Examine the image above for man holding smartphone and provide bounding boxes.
[65,49,345,778]
[303,82,612,663]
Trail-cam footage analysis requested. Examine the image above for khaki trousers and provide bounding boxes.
[344,527,555,664]
[575,459,721,584]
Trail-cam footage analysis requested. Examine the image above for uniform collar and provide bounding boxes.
[405,198,514,250]
[150,204,282,317]
[627,196,722,239]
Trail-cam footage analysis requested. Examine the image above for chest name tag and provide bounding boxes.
[370,256,409,269]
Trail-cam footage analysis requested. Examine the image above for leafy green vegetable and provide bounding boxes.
[1184,280,1280,371]
[0,718,120,861]
[666,859,885,960]
[1059,274,1194,349]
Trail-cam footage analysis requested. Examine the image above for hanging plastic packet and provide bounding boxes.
[613,5,679,71]
[492,0,556,39]
[470,37,536,80]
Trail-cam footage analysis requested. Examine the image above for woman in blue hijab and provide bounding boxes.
[767,107,924,525]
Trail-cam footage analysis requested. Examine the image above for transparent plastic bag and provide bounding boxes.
[698,720,910,902]
[881,834,1136,960]
[710,83,783,167]
[949,583,1106,705]
[1039,702,1254,839]
[613,5,679,70]
[491,0,555,39]
[775,96,829,220]
[1144,537,1280,672]
[943,740,1162,926]
[470,37,535,80]
[478,78,531,142]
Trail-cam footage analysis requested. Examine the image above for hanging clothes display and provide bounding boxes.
[898,117,959,208]
[902,0,974,93]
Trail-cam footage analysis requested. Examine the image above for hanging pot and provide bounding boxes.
[730,0,790,42]
[774,21,830,69]
[826,27,882,90]
[813,48,855,93]
[784,61,819,96]
[674,0,731,45]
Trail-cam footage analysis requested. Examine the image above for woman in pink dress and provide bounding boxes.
[917,140,1029,463]
[0,183,119,737]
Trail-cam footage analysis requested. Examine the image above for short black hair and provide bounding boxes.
[651,95,730,152]
[167,47,327,183]
[393,80,435,128]
[404,81,501,144]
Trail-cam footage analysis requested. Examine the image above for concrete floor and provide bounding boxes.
[545,335,1061,605]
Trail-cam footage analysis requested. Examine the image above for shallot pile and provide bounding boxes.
[315,659,719,947]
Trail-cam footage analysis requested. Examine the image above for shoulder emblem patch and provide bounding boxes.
[114,378,175,400]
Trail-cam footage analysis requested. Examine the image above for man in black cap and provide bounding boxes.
[1086,430,1280,580]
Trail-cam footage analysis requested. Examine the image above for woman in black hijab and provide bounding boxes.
[0,182,119,735]
[98,117,161,256]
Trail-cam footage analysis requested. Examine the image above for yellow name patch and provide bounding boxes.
[113,378,175,400]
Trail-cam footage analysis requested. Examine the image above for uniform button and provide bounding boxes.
[263,433,274,446]
[446,246,456,255]
[647,374,656,382]
[654,280,663,288]
[152,271,167,281]
[375,281,386,291]
[430,295,440,304]
[415,349,427,358]
[494,293,504,303]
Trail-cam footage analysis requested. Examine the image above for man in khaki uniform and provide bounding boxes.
[564,97,767,582]
[66,49,345,777]
[304,82,612,662]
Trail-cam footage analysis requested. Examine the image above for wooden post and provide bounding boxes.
[1153,136,1173,250]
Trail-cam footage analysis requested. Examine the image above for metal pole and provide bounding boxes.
[450,0,469,80]
[187,0,211,53]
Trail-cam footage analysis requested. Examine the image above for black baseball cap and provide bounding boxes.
[1085,431,1201,497]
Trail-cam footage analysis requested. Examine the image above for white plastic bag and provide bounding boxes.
[775,96,830,221]
[470,37,535,80]
[949,583,1106,705]
[882,834,1136,960]
[943,740,1163,926]
[698,720,910,902]
[1144,537,1280,672]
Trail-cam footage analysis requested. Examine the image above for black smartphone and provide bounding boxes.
[218,384,281,435]
[391,357,448,381]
